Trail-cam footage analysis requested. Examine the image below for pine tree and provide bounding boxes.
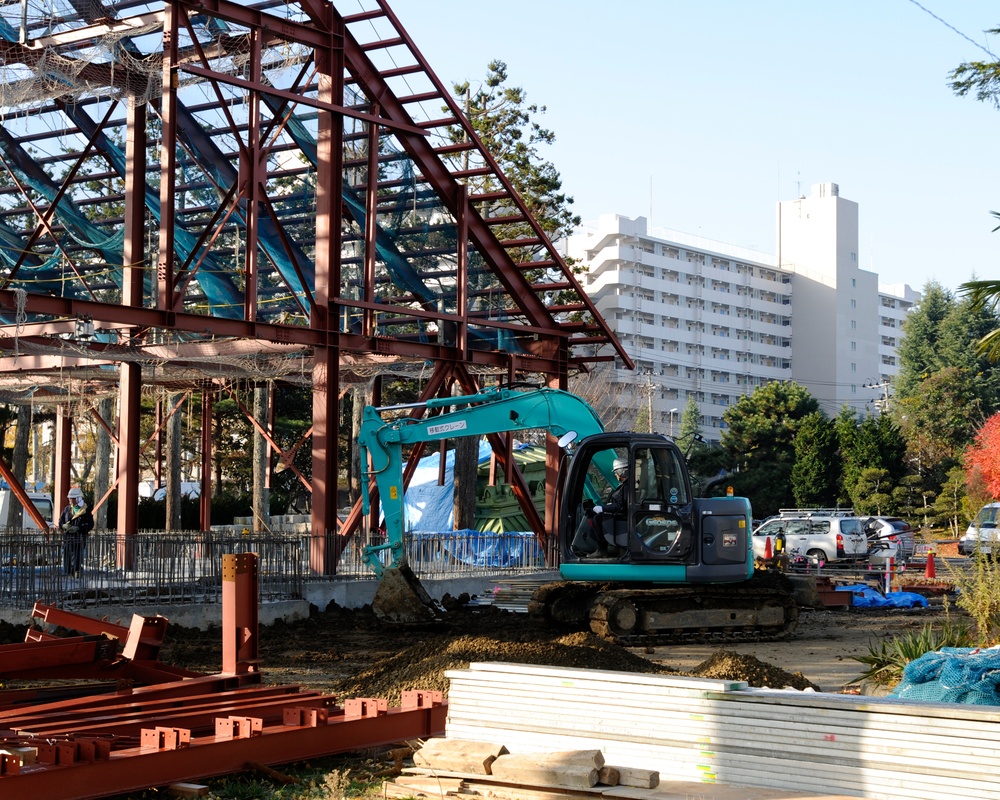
[791,412,838,508]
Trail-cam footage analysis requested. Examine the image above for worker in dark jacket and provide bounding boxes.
[60,488,93,577]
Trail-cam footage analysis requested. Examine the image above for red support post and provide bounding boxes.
[221,553,259,678]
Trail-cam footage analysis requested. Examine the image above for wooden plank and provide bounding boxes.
[395,775,467,793]
[609,765,657,789]
[490,753,598,789]
[167,784,210,798]
[414,737,508,775]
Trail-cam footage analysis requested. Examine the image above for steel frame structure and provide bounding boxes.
[0,554,448,799]
[0,0,630,568]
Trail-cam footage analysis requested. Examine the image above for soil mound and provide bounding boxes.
[691,649,820,691]
[331,629,675,706]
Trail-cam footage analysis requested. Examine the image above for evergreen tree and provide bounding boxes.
[833,406,860,507]
[930,466,968,534]
[853,468,893,516]
[838,412,907,512]
[937,291,1000,415]
[894,283,953,401]
[720,381,819,517]
[895,366,982,489]
[451,61,580,252]
[790,412,838,508]
[677,396,702,453]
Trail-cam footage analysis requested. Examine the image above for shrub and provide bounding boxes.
[945,552,1000,645]
[852,622,975,687]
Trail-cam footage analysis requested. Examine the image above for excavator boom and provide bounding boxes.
[357,386,604,622]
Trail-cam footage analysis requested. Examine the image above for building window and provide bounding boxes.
[851,341,856,351]
[850,299,856,309]
[851,363,857,372]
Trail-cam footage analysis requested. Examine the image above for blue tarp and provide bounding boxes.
[397,441,495,532]
[890,647,1000,705]
[408,530,543,568]
[836,584,928,608]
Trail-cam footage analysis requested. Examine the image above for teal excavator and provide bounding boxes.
[358,385,796,644]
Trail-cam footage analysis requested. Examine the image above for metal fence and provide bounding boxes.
[0,528,550,609]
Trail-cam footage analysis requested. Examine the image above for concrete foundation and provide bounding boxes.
[0,574,514,630]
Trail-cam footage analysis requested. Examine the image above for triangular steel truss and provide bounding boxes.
[0,0,629,550]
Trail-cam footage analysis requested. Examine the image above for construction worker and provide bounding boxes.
[59,488,93,577]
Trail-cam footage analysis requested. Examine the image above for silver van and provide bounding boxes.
[752,509,868,565]
[959,503,1000,556]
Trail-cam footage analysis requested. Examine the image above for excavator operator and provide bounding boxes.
[572,456,629,557]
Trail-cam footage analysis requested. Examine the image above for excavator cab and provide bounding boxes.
[563,433,696,566]
[557,431,753,585]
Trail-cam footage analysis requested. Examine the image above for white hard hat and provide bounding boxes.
[613,457,628,473]
[68,488,84,500]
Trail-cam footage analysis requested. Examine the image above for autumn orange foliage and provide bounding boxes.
[966,413,1000,499]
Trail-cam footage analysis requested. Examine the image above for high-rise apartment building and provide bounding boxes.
[565,183,918,441]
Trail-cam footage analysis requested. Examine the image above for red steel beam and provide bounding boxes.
[0,699,446,800]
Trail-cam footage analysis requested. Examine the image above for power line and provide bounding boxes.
[906,0,996,59]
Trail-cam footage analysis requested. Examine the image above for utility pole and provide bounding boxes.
[864,380,892,413]
[646,372,653,433]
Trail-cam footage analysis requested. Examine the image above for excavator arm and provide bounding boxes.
[357,385,605,622]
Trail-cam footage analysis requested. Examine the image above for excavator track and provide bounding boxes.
[528,573,798,646]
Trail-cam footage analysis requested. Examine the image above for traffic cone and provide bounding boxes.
[763,536,773,560]
[925,551,936,580]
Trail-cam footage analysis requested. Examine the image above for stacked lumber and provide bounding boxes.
[381,738,658,799]
[441,662,1000,800]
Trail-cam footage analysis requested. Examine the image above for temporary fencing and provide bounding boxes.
[0,527,549,609]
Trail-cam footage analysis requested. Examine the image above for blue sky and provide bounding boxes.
[385,0,1000,294]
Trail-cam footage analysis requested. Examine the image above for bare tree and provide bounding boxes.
[569,364,641,431]
[7,403,30,528]
[93,397,113,529]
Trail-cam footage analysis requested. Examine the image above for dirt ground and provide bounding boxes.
[145,592,951,700]
[0,577,955,703]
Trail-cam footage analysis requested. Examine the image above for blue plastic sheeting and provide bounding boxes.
[398,441,537,533]
[836,584,928,608]
[890,647,1000,705]
[408,530,543,569]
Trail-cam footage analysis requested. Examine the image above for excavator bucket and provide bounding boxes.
[372,564,446,624]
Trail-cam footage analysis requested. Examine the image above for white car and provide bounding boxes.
[959,503,1000,556]
[752,511,869,565]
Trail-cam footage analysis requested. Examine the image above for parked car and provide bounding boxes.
[752,509,868,565]
[862,517,915,562]
[959,503,1000,556]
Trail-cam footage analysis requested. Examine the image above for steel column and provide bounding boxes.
[309,9,344,574]
[157,0,179,310]
[200,389,213,532]
[221,553,259,677]
[117,96,147,539]
[53,410,72,516]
